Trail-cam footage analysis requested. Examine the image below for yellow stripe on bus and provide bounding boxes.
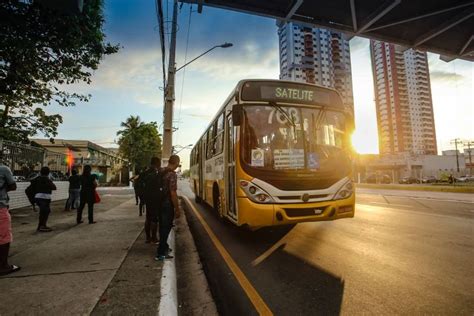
[182,196,273,316]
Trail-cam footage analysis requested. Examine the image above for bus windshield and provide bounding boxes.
[242,105,349,172]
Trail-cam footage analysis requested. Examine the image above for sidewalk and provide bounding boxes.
[0,194,156,315]
[1,185,217,315]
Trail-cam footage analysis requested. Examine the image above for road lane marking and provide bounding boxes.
[182,196,273,316]
[252,237,287,267]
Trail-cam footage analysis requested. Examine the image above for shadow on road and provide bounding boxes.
[183,199,345,315]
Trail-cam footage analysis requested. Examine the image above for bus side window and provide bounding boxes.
[214,113,225,155]
[207,124,215,159]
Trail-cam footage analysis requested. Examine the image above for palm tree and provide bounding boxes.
[116,115,143,137]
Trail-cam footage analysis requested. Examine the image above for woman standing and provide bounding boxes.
[77,165,98,224]
[33,167,57,232]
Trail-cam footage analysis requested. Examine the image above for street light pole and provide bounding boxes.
[161,1,233,163]
[162,0,178,164]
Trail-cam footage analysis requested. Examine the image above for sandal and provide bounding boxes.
[0,265,21,276]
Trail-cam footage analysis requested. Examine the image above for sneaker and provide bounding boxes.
[38,227,52,232]
[154,254,174,261]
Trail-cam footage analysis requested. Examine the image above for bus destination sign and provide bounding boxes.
[240,81,341,107]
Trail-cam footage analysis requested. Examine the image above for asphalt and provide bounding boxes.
[180,181,474,315]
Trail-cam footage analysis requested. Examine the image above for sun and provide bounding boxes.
[351,129,379,154]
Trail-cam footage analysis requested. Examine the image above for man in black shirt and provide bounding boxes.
[64,169,81,211]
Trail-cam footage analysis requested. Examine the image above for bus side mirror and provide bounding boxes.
[232,104,242,126]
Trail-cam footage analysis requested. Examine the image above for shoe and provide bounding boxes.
[0,265,21,276]
[167,248,173,254]
[77,220,84,224]
[38,227,52,232]
[154,254,174,261]
[145,239,151,244]
[89,221,97,224]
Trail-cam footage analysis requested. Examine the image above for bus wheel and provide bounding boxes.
[194,182,202,203]
[213,185,223,219]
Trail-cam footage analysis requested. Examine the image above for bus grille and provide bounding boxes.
[284,207,328,218]
[278,194,329,201]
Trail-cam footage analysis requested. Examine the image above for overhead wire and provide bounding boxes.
[175,4,193,145]
[155,0,167,103]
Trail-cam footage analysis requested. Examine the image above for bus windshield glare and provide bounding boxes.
[242,105,349,172]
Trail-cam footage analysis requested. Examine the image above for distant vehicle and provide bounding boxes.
[381,174,392,184]
[421,176,437,183]
[13,175,26,182]
[455,175,473,183]
[26,172,39,181]
[399,176,419,184]
[366,174,377,183]
[190,79,355,229]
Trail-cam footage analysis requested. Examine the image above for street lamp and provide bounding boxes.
[162,41,234,162]
[175,43,234,72]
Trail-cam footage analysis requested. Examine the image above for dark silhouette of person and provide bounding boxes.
[77,165,98,224]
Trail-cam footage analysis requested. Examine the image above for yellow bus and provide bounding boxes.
[190,79,355,229]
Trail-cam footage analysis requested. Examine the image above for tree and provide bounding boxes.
[0,0,119,143]
[117,116,162,171]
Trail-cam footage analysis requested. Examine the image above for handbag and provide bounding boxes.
[94,190,101,203]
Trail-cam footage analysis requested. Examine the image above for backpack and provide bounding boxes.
[143,169,172,206]
[25,180,37,206]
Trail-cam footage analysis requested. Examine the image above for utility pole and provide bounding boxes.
[450,138,461,172]
[464,140,473,175]
[162,0,178,163]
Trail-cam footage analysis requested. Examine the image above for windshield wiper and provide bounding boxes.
[269,102,296,129]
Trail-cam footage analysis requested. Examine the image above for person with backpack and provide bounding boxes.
[156,155,181,261]
[141,157,161,244]
[77,165,98,224]
[64,168,81,211]
[32,167,57,232]
[0,163,20,276]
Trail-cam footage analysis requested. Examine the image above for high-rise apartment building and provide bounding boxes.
[277,22,354,113]
[370,40,437,155]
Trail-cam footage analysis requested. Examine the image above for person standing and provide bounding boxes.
[142,157,161,243]
[64,168,81,211]
[77,165,98,224]
[0,163,20,275]
[33,167,57,232]
[156,155,181,261]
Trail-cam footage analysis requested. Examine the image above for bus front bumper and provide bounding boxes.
[237,194,355,228]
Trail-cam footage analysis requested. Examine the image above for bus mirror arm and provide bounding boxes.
[232,104,243,126]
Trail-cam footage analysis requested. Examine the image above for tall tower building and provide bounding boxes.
[370,40,437,155]
[277,22,354,113]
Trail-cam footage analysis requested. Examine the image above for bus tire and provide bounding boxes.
[213,184,223,219]
[194,182,202,203]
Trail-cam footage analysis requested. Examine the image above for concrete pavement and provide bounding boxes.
[0,191,156,315]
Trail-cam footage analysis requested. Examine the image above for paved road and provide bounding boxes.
[179,181,474,315]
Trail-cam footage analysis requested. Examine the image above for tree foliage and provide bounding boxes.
[117,116,162,171]
[0,0,119,143]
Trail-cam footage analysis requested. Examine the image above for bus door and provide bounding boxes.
[225,113,237,219]
[198,140,205,199]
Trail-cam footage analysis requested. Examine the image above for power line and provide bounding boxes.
[175,4,193,145]
[155,0,167,95]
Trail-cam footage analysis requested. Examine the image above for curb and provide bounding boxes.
[158,229,178,316]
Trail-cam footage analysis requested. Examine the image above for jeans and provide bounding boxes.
[77,200,94,223]
[65,189,80,210]
[157,200,174,257]
[36,198,51,229]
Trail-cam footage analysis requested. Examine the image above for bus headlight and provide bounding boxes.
[334,180,354,200]
[239,180,274,204]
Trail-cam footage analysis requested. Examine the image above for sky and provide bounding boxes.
[51,0,474,169]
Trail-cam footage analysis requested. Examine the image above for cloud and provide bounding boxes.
[430,70,464,82]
